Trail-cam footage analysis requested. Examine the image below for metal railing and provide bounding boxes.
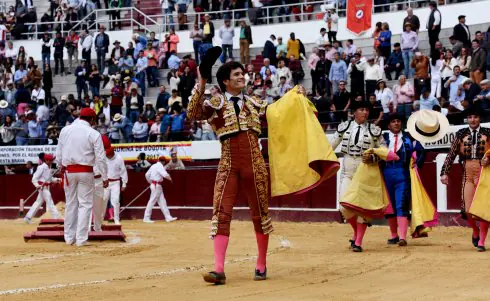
[20,7,162,39]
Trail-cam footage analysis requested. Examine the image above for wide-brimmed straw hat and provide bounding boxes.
[407,110,449,143]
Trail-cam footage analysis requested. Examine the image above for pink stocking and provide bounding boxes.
[479,222,489,247]
[397,217,409,240]
[355,223,368,247]
[213,235,229,273]
[255,232,269,273]
[347,217,358,241]
[387,218,398,239]
[467,215,480,238]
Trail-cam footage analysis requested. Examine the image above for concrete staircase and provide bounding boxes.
[49,22,490,107]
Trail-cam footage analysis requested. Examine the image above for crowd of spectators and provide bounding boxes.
[0,0,485,149]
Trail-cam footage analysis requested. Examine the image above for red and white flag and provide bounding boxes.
[346,0,373,35]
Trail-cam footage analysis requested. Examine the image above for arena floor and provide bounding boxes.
[0,219,489,301]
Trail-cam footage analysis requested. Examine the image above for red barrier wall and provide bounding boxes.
[0,154,464,221]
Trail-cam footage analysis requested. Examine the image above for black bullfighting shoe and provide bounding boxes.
[477,246,486,252]
[199,46,222,80]
[203,271,226,285]
[387,237,400,245]
[398,239,407,247]
[352,245,363,252]
[472,236,480,248]
[254,267,267,281]
[349,239,355,249]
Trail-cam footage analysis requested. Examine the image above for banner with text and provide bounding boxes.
[0,142,192,165]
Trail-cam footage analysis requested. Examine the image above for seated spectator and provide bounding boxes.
[474,79,490,111]
[418,88,440,110]
[144,101,156,121]
[191,121,202,140]
[14,63,27,85]
[132,115,149,142]
[244,64,256,86]
[461,78,481,109]
[165,148,185,170]
[385,42,403,80]
[168,89,182,111]
[276,59,291,84]
[133,152,151,171]
[149,114,162,142]
[260,58,277,80]
[276,76,292,96]
[200,120,216,140]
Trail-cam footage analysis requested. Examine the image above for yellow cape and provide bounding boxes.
[469,150,490,222]
[409,156,438,238]
[266,86,340,197]
[340,148,393,219]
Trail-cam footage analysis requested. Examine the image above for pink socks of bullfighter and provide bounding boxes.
[388,218,398,239]
[213,233,268,273]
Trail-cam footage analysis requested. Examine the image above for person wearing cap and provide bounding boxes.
[109,113,132,143]
[380,114,425,247]
[0,100,14,123]
[94,25,110,73]
[56,107,108,246]
[101,147,128,226]
[200,13,215,46]
[143,155,177,223]
[111,40,125,62]
[188,55,274,283]
[24,154,62,224]
[441,108,490,250]
[143,101,156,121]
[453,15,471,48]
[165,148,185,170]
[330,100,382,252]
[65,30,79,74]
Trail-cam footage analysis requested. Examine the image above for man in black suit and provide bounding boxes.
[262,35,276,66]
[453,15,471,48]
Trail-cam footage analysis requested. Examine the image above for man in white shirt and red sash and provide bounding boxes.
[103,147,128,225]
[24,154,61,223]
[56,108,108,247]
[143,156,177,223]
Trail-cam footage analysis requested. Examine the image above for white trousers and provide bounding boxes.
[430,76,441,99]
[92,178,105,231]
[25,188,61,219]
[144,184,173,221]
[104,181,121,224]
[64,173,94,245]
[339,156,366,221]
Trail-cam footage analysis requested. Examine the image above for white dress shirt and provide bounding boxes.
[388,131,403,153]
[32,163,57,187]
[145,162,171,183]
[224,91,244,110]
[32,88,45,101]
[36,105,50,121]
[375,88,393,113]
[107,154,128,187]
[56,119,108,181]
[470,126,481,159]
[80,34,93,51]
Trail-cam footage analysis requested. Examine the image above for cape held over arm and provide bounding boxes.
[266,86,340,197]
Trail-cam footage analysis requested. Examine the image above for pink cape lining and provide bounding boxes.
[280,160,340,197]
